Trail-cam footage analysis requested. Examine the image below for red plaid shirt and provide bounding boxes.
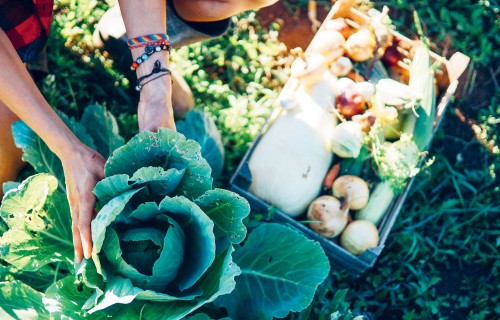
[0,0,53,62]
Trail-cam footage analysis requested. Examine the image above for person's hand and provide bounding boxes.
[61,144,105,263]
[137,74,176,132]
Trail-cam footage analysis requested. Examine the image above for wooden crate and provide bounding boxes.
[230,0,469,277]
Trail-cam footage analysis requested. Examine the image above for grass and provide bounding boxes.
[33,0,500,319]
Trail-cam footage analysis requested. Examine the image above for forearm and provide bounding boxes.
[118,0,169,77]
[0,29,80,158]
[118,0,175,131]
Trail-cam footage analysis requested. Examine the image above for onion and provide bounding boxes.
[336,89,366,119]
[340,220,379,255]
[336,77,356,94]
[307,195,349,238]
[330,121,363,158]
[330,57,353,77]
[332,175,369,210]
[290,54,328,85]
[309,31,345,63]
[353,81,376,101]
[345,29,376,62]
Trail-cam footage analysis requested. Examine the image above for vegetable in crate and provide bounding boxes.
[323,18,351,39]
[340,220,379,255]
[332,175,369,210]
[307,195,350,238]
[335,78,375,119]
[309,30,345,63]
[372,132,421,193]
[248,67,337,217]
[345,29,376,62]
[330,121,364,158]
[290,53,328,85]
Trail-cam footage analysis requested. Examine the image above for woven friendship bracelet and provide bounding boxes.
[129,40,169,50]
[131,44,172,71]
[127,33,169,46]
[135,60,172,91]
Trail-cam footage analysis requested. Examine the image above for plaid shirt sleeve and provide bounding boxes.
[0,0,54,62]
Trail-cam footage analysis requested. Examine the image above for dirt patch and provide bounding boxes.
[256,1,330,50]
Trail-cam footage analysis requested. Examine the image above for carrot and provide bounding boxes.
[322,163,341,189]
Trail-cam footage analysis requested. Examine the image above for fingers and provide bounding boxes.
[79,191,97,260]
[72,220,84,263]
[63,147,106,264]
[68,193,84,263]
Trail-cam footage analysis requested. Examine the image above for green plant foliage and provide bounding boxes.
[216,223,330,319]
[0,280,48,320]
[176,110,225,180]
[3,96,334,318]
[80,104,125,158]
[0,127,253,319]
[11,105,122,192]
[80,128,250,318]
[0,174,73,271]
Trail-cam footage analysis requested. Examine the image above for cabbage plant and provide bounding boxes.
[0,106,330,319]
[80,128,249,317]
[0,120,249,319]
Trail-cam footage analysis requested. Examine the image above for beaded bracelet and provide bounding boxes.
[131,44,172,71]
[127,33,169,47]
[135,60,172,91]
[129,40,169,50]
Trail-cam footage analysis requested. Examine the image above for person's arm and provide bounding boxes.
[118,0,175,132]
[0,28,105,263]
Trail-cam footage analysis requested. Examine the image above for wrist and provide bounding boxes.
[139,73,172,101]
[47,129,85,160]
[131,49,170,78]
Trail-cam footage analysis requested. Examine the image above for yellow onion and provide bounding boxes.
[309,30,345,63]
[323,18,351,39]
[332,175,369,210]
[345,29,376,62]
[330,57,353,77]
[330,121,363,158]
[290,53,327,85]
[340,220,379,255]
[307,195,350,238]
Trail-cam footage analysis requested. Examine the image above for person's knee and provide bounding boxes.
[173,0,279,22]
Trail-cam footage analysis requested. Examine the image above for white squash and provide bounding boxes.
[248,70,338,217]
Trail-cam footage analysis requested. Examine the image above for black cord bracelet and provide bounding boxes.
[135,60,172,91]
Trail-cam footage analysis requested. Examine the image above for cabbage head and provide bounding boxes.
[77,128,250,318]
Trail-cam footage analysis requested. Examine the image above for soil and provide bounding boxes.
[256,1,330,51]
